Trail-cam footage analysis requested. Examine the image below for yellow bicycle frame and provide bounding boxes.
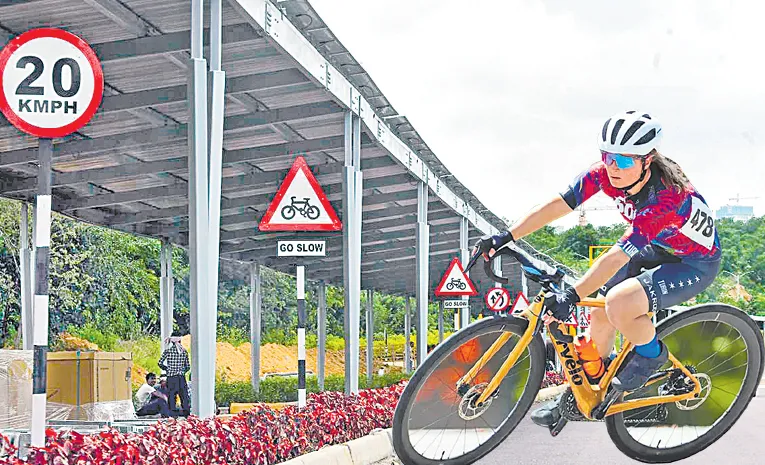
[458,293,702,418]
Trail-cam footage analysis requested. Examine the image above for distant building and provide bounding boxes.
[715,205,755,221]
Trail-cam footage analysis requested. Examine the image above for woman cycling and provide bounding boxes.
[475,110,722,428]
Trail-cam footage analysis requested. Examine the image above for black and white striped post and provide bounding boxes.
[31,138,52,447]
[297,265,307,407]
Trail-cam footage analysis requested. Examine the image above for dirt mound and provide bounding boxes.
[176,336,351,382]
[57,333,99,351]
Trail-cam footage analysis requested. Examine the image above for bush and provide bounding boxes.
[541,371,565,388]
[6,383,406,465]
[217,325,249,347]
[215,371,411,406]
[66,324,119,351]
[116,337,162,377]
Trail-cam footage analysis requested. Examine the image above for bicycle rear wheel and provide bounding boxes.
[392,316,546,465]
[606,304,765,463]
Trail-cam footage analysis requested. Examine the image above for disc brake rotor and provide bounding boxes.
[458,383,496,420]
[675,373,712,411]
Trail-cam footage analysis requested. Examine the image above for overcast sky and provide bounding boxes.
[309,0,764,229]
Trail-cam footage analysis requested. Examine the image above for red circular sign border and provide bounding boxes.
[484,287,511,312]
[0,28,104,138]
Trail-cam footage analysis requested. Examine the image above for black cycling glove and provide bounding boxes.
[475,230,515,256]
[543,287,581,321]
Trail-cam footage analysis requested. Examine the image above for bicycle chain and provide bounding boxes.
[558,386,669,425]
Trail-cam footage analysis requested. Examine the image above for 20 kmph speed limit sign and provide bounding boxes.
[0,28,103,138]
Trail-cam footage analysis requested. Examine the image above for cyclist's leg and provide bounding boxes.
[589,263,633,359]
[609,258,720,391]
[531,263,633,428]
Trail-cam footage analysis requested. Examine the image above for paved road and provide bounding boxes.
[478,396,765,465]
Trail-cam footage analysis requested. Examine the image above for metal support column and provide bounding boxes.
[342,111,362,394]
[160,241,174,350]
[494,255,502,288]
[404,296,412,373]
[206,0,226,414]
[366,289,374,383]
[250,263,261,394]
[297,266,306,407]
[317,282,326,391]
[416,182,429,367]
[20,203,32,350]
[438,301,444,343]
[187,0,215,418]
[459,218,470,329]
[31,138,52,447]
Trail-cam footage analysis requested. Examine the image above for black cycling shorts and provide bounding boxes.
[601,245,721,313]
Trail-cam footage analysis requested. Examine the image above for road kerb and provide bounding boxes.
[281,383,570,465]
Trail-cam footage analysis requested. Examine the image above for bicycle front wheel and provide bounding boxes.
[606,304,765,463]
[392,316,546,465]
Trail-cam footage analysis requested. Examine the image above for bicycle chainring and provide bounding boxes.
[559,388,591,422]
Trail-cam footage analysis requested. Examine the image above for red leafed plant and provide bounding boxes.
[541,370,565,388]
[0,382,407,465]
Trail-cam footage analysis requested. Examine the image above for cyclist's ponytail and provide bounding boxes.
[649,150,690,192]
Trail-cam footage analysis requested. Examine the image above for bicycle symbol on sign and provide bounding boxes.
[281,196,321,220]
[445,277,467,291]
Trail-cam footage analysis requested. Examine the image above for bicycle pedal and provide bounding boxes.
[548,417,568,437]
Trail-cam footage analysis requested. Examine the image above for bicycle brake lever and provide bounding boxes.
[548,321,574,344]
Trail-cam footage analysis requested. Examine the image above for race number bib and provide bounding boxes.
[680,196,716,250]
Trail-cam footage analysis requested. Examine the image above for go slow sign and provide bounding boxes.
[0,28,104,138]
[277,240,326,257]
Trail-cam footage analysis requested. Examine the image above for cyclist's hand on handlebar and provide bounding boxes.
[472,231,515,261]
[542,286,581,322]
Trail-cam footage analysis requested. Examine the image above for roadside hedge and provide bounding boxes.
[215,372,411,406]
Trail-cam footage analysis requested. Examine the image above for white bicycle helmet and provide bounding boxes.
[598,111,662,156]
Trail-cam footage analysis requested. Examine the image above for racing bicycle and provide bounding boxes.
[392,243,764,464]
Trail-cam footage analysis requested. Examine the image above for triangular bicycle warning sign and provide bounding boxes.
[435,257,478,297]
[510,292,530,315]
[259,156,342,231]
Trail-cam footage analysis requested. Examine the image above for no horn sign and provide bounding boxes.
[485,287,511,312]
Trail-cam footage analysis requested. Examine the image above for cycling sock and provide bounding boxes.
[635,334,661,358]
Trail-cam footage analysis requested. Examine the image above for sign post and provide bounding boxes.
[0,28,103,447]
[260,156,341,407]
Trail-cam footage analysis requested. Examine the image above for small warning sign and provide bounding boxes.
[435,257,478,297]
[510,293,530,315]
[577,306,591,328]
[259,156,342,231]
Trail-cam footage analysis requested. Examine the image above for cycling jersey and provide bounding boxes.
[560,162,721,261]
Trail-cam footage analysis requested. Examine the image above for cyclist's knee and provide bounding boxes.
[590,306,610,326]
[604,280,647,325]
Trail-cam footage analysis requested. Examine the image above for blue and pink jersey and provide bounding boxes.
[560,162,721,261]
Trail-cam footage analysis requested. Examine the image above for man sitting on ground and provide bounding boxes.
[135,373,175,418]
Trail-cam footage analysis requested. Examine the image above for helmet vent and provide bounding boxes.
[621,121,645,145]
[610,119,625,145]
[634,128,656,145]
[601,118,611,142]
